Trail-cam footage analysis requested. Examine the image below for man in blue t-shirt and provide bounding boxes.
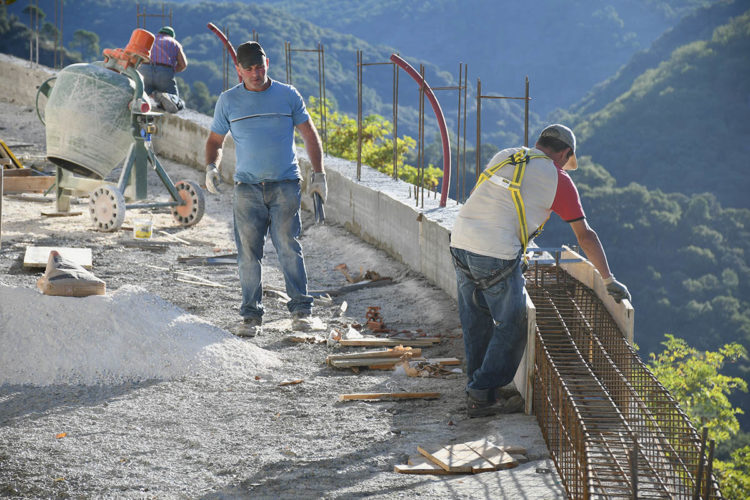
[205,41,327,338]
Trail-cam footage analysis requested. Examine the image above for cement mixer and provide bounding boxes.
[36,28,204,231]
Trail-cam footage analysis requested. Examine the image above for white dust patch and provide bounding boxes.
[0,284,280,386]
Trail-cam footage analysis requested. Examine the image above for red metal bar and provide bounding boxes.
[207,23,241,83]
[389,54,451,207]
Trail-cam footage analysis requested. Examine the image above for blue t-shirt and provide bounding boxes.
[210,79,310,184]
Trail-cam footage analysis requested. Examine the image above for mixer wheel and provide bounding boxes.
[89,185,126,232]
[172,180,205,227]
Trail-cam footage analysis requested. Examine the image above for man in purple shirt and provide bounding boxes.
[141,26,187,113]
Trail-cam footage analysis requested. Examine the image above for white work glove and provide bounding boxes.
[309,172,327,203]
[604,276,631,303]
[205,163,222,194]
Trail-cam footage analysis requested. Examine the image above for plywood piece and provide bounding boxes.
[24,247,92,269]
[395,456,459,475]
[464,438,527,457]
[418,443,495,473]
[463,439,520,470]
[339,392,440,402]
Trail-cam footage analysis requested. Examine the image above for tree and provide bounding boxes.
[649,335,749,497]
[306,96,442,191]
[69,29,99,62]
[649,334,747,443]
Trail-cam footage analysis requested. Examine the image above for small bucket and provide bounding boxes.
[133,218,153,240]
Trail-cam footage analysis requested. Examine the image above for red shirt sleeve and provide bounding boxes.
[551,169,585,222]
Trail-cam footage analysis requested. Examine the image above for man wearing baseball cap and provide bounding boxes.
[141,26,188,113]
[450,123,630,417]
[204,41,326,338]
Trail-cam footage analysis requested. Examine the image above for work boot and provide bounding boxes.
[498,394,525,414]
[466,395,503,418]
[154,91,179,113]
[496,383,522,401]
[234,317,262,338]
[291,311,314,332]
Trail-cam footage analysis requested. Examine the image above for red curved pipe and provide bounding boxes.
[390,54,451,207]
[207,23,241,83]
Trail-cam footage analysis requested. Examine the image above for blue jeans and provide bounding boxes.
[233,180,313,320]
[450,247,527,403]
[140,64,184,110]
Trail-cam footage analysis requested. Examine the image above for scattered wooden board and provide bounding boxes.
[24,246,92,269]
[395,455,460,475]
[328,356,426,369]
[462,439,519,470]
[2,171,54,194]
[464,438,527,456]
[418,443,496,474]
[339,337,440,347]
[339,392,440,402]
[326,347,422,362]
[425,357,461,366]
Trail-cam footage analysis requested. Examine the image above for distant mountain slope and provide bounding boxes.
[568,6,750,209]
[252,0,709,118]
[564,0,747,119]
[2,0,451,130]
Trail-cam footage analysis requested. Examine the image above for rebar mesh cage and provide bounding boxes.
[527,264,721,499]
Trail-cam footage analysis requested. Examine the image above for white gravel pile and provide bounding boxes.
[0,284,280,386]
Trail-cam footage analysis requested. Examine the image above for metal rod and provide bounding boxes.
[475,78,481,185]
[392,59,398,179]
[461,64,467,203]
[693,427,708,500]
[356,50,362,181]
[524,76,530,147]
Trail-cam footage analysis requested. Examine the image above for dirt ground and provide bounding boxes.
[0,98,564,499]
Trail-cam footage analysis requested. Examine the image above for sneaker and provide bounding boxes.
[154,91,178,113]
[234,317,262,338]
[291,311,314,332]
[467,395,503,418]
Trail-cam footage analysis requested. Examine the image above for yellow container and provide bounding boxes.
[133,218,153,239]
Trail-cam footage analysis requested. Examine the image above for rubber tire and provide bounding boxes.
[172,180,205,227]
[89,185,126,232]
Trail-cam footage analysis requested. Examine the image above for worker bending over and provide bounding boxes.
[450,124,630,417]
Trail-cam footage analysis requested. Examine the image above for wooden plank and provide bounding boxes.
[395,456,460,475]
[418,443,494,473]
[24,246,92,269]
[463,438,527,456]
[339,337,440,347]
[328,356,426,368]
[326,347,421,361]
[2,175,54,194]
[463,439,520,470]
[339,392,440,402]
[425,357,461,366]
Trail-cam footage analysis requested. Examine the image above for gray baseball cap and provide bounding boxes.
[539,124,578,170]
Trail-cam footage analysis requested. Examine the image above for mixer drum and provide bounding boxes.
[45,62,139,179]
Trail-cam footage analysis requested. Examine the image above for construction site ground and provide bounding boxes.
[0,98,564,498]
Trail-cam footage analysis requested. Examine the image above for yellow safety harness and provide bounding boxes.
[474,148,549,261]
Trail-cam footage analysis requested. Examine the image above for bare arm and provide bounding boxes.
[569,219,612,280]
[175,46,188,73]
[296,119,324,174]
[205,131,225,167]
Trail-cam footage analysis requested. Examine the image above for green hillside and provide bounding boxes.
[564,3,750,209]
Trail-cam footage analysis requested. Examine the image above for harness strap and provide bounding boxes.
[475,149,548,261]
